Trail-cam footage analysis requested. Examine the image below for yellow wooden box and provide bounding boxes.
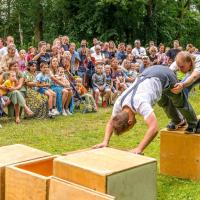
[0,144,50,200]
[49,177,115,200]
[53,147,157,200]
[160,128,200,180]
[5,155,56,200]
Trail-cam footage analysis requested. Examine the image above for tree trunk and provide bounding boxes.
[144,0,157,43]
[176,0,191,39]
[33,1,43,44]
[18,14,23,47]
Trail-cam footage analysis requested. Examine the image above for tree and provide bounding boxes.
[1,0,200,48]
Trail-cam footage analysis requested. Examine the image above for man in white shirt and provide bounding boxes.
[0,36,19,60]
[91,45,105,64]
[170,51,200,97]
[93,65,199,154]
[132,39,146,60]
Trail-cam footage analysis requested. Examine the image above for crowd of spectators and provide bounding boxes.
[0,35,199,127]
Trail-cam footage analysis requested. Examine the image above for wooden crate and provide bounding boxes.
[49,177,115,200]
[53,147,157,200]
[0,144,50,200]
[5,156,57,200]
[160,128,200,180]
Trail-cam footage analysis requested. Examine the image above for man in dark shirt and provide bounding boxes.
[166,40,181,62]
[33,41,50,71]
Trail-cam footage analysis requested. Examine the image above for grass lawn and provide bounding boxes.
[1,91,200,199]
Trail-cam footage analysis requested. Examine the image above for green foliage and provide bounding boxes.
[1,0,200,47]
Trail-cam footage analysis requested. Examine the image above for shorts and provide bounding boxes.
[105,85,111,92]
[37,87,48,94]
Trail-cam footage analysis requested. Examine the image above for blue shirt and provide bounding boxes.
[116,51,126,62]
[35,72,51,89]
[70,51,81,74]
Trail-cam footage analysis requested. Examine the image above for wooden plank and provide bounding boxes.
[49,178,115,200]
[54,160,107,193]
[160,129,200,180]
[0,144,51,200]
[5,167,47,200]
[53,147,157,199]
[54,148,156,176]
[5,156,56,200]
[0,167,5,200]
[0,144,50,167]
[107,162,157,200]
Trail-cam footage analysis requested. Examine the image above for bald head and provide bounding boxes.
[176,51,194,73]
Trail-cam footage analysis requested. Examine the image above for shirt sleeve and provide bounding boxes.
[194,55,200,72]
[169,61,178,72]
[35,74,42,82]
[112,99,122,117]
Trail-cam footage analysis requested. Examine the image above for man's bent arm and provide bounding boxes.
[182,71,200,88]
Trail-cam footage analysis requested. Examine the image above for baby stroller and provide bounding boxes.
[65,71,89,113]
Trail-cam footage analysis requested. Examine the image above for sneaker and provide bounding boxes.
[184,125,196,134]
[92,107,97,112]
[82,108,89,114]
[167,119,186,131]
[195,119,200,133]
[48,110,55,117]
[62,109,68,116]
[52,109,60,115]
[102,100,107,108]
[66,109,72,115]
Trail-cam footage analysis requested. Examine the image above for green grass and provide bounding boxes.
[1,90,200,199]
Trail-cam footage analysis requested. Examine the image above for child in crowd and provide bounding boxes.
[61,51,71,71]
[122,59,137,87]
[92,64,111,108]
[149,46,158,66]
[75,77,97,113]
[0,71,17,95]
[35,62,59,116]
[85,53,96,90]
[116,67,127,93]
[104,65,118,104]
[0,71,16,106]
[0,71,35,122]
[27,46,36,62]
[18,49,27,72]
[55,67,73,115]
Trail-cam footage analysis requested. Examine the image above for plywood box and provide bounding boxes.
[0,144,51,200]
[160,128,200,180]
[53,147,157,200]
[5,155,57,200]
[49,177,115,200]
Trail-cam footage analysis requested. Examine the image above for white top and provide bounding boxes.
[170,54,200,75]
[112,77,162,120]
[90,46,95,54]
[131,47,146,58]
[0,46,19,58]
[91,52,105,63]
